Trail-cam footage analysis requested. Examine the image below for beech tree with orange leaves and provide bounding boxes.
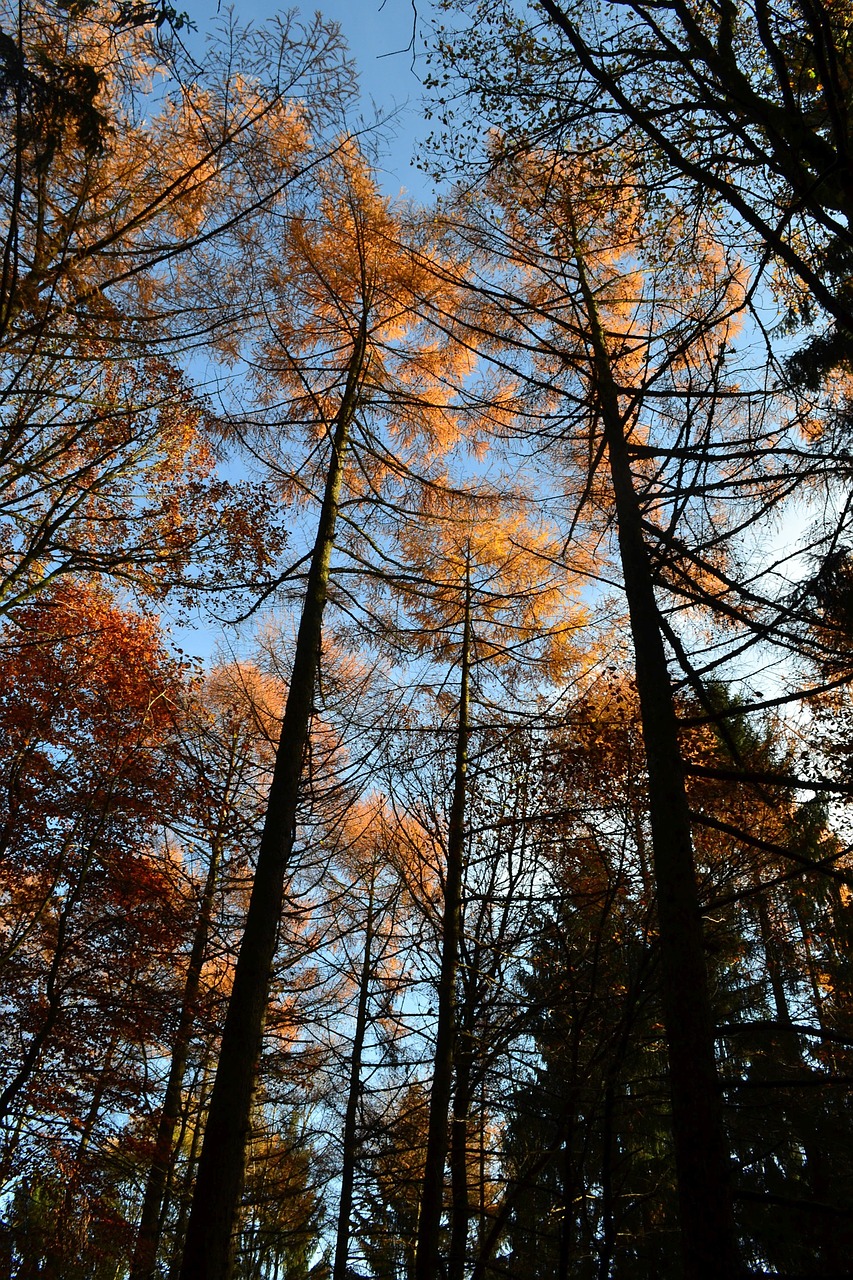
[0,580,191,1268]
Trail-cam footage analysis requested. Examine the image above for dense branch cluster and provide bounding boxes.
[1,2,853,1279]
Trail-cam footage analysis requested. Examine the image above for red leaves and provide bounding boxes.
[0,581,191,1192]
[0,580,185,835]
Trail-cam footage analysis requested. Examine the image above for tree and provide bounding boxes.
[178,142,493,1280]
[0,580,191,1269]
[0,0,353,615]
[235,1117,326,1280]
[363,486,593,1280]
[414,553,472,1280]
[431,0,853,366]
[0,1,352,343]
[434,146,762,1275]
[358,1081,433,1280]
[685,691,853,1276]
[12,12,853,1275]
[130,663,283,1280]
[330,807,410,1280]
[464,680,671,1280]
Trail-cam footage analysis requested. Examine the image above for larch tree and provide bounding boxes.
[370,488,595,1280]
[565,213,740,1280]
[177,141,499,1280]
[431,0,853,370]
[432,146,782,1277]
[0,0,354,616]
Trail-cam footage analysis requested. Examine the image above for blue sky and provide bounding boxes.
[209,0,437,196]
[315,0,432,192]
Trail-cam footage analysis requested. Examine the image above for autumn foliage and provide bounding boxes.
[3,4,853,1280]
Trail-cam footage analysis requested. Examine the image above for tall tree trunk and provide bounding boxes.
[167,1055,213,1280]
[598,1081,616,1280]
[332,870,377,1280]
[130,832,225,1280]
[571,235,740,1279]
[477,1076,487,1254]
[557,1119,575,1280]
[448,1027,473,1280]
[414,562,472,1280]
[177,327,367,1280]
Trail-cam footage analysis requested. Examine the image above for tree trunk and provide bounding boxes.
[414,562,472,1280]
[130,833,225,1280]
[177,327,367,1280]
[557,1123,575,1280]
[571,234,740,1279]
[598,1082,616,1280]
[167,1055,213,1280]
[448,1029,474,1280]
[332,870,377,1280]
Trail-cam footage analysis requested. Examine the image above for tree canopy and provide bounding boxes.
[2,3,853,1280]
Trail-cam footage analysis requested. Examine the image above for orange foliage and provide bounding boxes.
[386,483,595,683]
[212,140,520,524]
[0,4,351,616]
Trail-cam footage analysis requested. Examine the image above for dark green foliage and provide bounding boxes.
[495,882,679,1279]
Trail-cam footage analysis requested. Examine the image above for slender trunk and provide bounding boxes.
[598,1082,616,1280]
[557,1121,574,1280]
[448,1029,473,1280]
[130,834,225,1280]
[167,1055,213,1280]
[477,1076,487,1253]
[571,235,739,1279]
[332,872,377,1280]
[414,563,472,1280]
[756,894,793,1027]
[178,328,367,1280]
[0,847,93,1122]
